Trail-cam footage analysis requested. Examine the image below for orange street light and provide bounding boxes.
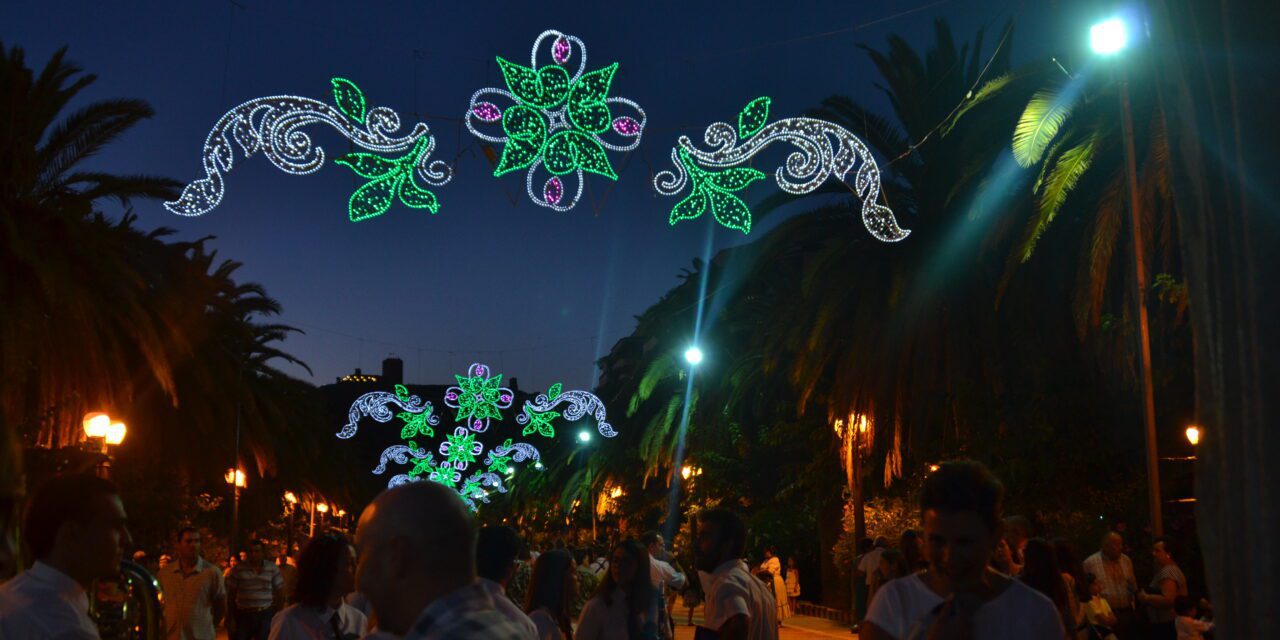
[83,412,111,438]
[1185,425,1202,446]
[224,468,247,488]
[284,491,298,504]
[927,463,941,473]
[610,486,623,499]
[104,421,127,446]
[336,508,346,517]
[316,502,329,514]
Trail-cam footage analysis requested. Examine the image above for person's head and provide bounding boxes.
[695,509,746,573]
[1003,516,1032,548]
[1152,537,1176,567]
[1173,595,1196,617]
[23,473,131,587]
[857,537,874,555]
[878,549,910,581]
[295,534,356,608]
[1021,538,1066,606]
[175,527,201,564]
[640,530,664,557]
[1084,573,1102,598]
[525,549,578,635]
[476,525,524,586]
[873,536,889,549]
[247,539,267,565]
[918,460,1004,587]
[787,557,797,569]
[764,545,776,559]
[991,537,1014,573]
[355,481,477,635]
[1101,531,1124,560]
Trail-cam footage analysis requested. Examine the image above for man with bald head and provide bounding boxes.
[1083,531,1138,637]
[354,481,534,640]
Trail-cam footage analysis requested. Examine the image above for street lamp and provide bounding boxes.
[104,421,127,446]
[283,491,298,554]
[225,467,246,553]
[224,468,247,488]
[683,345,704,366]
[1185,425,1202,446]
[1090,18,1128,55]
[83,413,110,439]
[1091,13,1163,536]
[577,430,592,444]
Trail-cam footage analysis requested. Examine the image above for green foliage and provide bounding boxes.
[668,149,765,233]
[336,136,440,221]
[1012,88,1075,168]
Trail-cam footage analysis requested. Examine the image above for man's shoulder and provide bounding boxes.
[1001,579,1061,613]
[416,608,531,640]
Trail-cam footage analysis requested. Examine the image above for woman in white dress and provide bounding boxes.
[758,546,791,621]
[577,540,660,640]
[525,549,579,640]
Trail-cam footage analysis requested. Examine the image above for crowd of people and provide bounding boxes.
[0,461,1213,640]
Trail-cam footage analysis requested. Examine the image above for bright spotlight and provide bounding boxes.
[684,346,704,366]
[1090,18,1128,55]
[577,430,592,443]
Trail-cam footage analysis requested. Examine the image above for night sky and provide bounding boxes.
[3,0,1060,392]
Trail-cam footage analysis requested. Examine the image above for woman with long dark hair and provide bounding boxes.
[576,539,659,640]
[268,534,367,640]
[526,549,579,640]
[1020,538,1074,639]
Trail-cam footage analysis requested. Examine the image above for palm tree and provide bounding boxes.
[0,43,183,445]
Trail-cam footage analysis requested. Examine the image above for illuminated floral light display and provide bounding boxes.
[340,363,616,510]
[465,29,646,211]
[166,78,451,222]
[654,96,910,241]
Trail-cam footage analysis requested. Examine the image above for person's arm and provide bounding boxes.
[211,570,227,627]
[272,566,285,608]
[717,614,749,640]
[1099,599,1117,627]
[1139,578,1178,609]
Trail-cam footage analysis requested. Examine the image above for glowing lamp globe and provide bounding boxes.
[577,430,592,443]
[684,346,704,366]
[83,412,110,439]
[224,468,247,488]
[1185,425,1201,446]
[1090,18,1128,55]
[104,421,127,446]
[284,491,298,504]
[316,503,329,514]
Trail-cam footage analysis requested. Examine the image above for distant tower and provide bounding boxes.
[382,355,404,385]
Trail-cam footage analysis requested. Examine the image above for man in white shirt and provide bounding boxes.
[474,525,538,638]
[158,527,226,640]
[860,460,1063,640]
[0,473,134,640]
[641,531,685,638]
[693,510,778,640]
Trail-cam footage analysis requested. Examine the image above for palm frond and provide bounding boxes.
[1018,132,1101,261]
[1012,88,1075,168]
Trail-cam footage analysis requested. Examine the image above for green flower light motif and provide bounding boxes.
[444,363,514,432]
[440,427,483,470]
[465,30,646,211]
[485,439,515,474]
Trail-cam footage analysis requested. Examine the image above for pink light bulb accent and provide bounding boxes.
[472,102,502,122]
[544,177,564,205]
[612,116,641,136]
[552,37,571,64]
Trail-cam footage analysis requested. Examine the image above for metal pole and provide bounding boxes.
[232,401,242,553]
[1119,73,1164,536]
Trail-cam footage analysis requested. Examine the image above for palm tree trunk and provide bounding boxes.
[1156,0,1280,635]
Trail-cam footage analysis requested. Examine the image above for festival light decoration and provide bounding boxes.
[465,29,646,211]
[341,363,615,510]
[166,78,450,222]
[654,96,910,241]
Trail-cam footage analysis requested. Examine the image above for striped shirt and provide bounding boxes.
[1083,551,1137,610]
[158,557,225,640]
[227,561,282,610]
[405,582,534,640]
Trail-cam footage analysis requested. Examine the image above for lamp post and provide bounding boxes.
[82,413,126,477]
[283,491,298,555]
[225,468,246,550]
[1092,14,1163,537]
[316,502,329,534]
[577,430,597,542]
[836,413,870,625]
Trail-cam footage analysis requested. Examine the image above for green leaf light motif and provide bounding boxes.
[331,77,367,124]
[667,149,764,234]
[738,96,770,138]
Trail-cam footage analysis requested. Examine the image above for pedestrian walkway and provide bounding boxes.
[673,605,856,639]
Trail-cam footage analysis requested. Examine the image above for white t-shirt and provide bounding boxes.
[650,556,686,591]
[864,573,1063,640]
[528,608,565,640]
[576,588,635,640]
[268,603,367,640]
[700,560,778,640]
[858,548,886,586]
[0,562,100,640]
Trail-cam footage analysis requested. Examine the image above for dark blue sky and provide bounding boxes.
[4,0,1059,392]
